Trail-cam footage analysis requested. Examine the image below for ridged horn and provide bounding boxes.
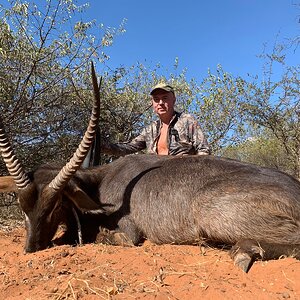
[48,62,101,191]
[0,117,31,190]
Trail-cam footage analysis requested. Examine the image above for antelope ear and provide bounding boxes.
[63,184,104,214]
[0,176,17,192]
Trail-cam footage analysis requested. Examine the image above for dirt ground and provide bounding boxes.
[0,226,299,300]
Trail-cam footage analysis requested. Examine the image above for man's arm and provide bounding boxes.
[190,118,211,155]
[101,130,147,157]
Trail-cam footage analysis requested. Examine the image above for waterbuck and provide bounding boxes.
[0,64,299,273]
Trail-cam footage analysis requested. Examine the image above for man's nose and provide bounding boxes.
[158,99,164,104]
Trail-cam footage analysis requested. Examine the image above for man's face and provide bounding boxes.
[151,90,175,117]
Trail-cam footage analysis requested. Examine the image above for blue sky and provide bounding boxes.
[83,0,299,82]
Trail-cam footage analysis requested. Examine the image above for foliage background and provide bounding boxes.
[0,0,299,221]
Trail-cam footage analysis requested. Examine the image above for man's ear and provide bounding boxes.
[0,176,17,192]
[172,93,176,102]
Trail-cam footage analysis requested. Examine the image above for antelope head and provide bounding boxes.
[0,63,102,252]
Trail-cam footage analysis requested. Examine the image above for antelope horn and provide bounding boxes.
[49,62,101,191]
[0,118,31,190]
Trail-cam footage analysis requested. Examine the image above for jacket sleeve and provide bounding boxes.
[190,118,211,155]
[101,129,147,157]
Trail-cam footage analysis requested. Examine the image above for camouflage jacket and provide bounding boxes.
[102,111,211,156]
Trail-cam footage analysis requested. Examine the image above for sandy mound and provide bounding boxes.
[0,227,299,299]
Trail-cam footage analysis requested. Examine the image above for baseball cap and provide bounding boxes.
[150,83,174,95]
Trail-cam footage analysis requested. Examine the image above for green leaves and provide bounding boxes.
[0,0,125,171]
[0,0,299,178]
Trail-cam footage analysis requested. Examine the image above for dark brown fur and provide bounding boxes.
[21,154,300,272]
